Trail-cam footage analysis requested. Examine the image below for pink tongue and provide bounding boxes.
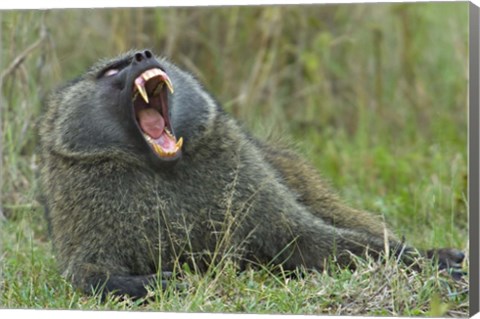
[137,108,165,139]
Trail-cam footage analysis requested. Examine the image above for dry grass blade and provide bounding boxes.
[0,27,47,81]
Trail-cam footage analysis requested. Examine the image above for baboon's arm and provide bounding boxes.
[93,273,158,298]
[262,207,400,270]
[262,144,465,276]
[70,266,173,299]
[263,145,395,239]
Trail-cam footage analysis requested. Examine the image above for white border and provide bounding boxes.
[0,0,477,10]
[0,1,477,319]
[0,310,360,319]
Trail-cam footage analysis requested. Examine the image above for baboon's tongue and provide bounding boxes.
[137,108,178,153]
[137,108,165,139]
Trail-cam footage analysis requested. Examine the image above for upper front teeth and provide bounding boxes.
[134,68,174,104]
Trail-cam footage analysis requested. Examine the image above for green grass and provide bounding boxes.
[0,216,469,315]
[0,3,469,316]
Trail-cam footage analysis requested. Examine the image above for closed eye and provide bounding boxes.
[104,68,120,77]
[98,58,132,78]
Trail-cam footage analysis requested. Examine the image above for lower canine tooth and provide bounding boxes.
[153,83,163,96]
[144,135,182,156]
[154,144,162,155]
[176,137,183,149]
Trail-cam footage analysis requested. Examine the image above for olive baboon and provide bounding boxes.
[38,49,465,298]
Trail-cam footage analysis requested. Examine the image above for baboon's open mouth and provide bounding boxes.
[133,68,183,159]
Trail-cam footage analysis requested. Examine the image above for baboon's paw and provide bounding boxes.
[427,248,466,279]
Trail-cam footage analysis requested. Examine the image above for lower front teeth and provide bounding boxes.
[142,133,182,156]
[143,134,154,143]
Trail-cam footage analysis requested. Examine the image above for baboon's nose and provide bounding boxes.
[133,50,154,63]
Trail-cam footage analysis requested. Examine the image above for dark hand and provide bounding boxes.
[427,248,466,279]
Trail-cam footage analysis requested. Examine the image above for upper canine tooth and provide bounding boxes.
[135,83,149,104]
[164,76,174,94]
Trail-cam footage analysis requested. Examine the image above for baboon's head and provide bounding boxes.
[41,49,218,167]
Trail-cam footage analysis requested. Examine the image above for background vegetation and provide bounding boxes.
[0,3,469,316]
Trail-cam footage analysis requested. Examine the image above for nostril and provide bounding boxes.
[144,50,152,58]
[135,53,143,62]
